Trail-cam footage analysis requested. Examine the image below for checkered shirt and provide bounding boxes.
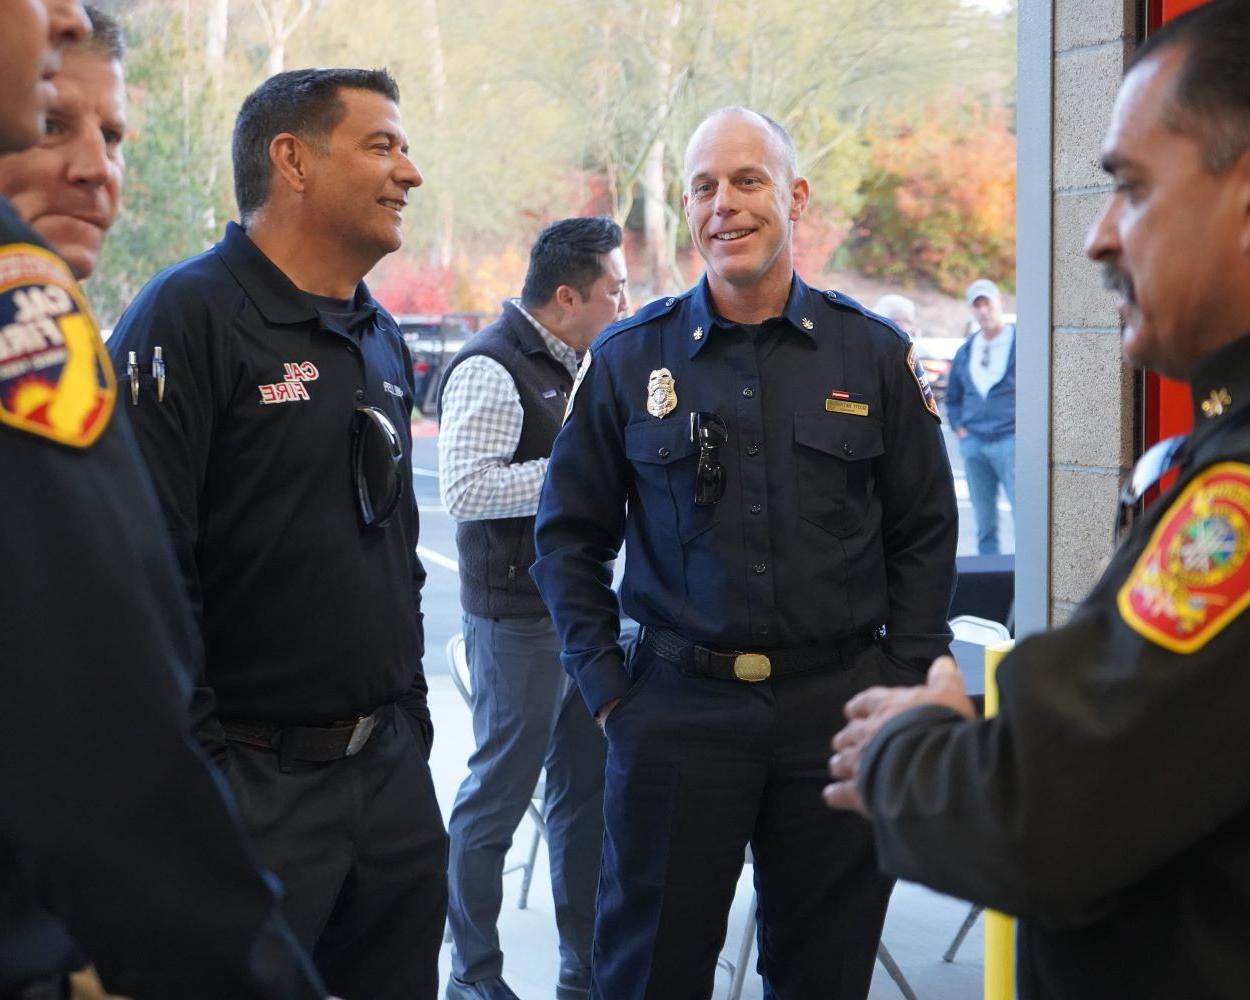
[438,301,579,521]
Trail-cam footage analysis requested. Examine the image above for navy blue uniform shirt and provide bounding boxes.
[533,274,958,714]
[0,200,322,997]
[108,222,428,735]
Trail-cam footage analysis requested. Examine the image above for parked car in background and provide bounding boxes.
[395,312,495,414]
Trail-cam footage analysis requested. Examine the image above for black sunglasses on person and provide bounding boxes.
[352,405,405,528]
[690,411,728,506]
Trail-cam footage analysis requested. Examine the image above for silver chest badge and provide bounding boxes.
[647,368,677,419]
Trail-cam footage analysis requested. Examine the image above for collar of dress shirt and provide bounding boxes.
[511,298,580,376]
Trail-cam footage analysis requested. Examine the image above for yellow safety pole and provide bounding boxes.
[983,639,1016,1000]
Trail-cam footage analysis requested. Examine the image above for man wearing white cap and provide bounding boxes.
[945,278,1015,553]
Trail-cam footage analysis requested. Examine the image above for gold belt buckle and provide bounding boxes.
[733,653,772,682]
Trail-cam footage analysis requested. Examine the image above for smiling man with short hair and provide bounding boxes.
[107,68,445,999]
[533,106,957,998]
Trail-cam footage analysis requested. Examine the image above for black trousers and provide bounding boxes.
[225,707,448,1000]
[593,642,910,1000]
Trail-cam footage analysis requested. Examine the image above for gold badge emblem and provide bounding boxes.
[646,367,677,419]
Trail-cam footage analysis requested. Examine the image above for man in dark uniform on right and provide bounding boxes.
[826,4,1250,997]
[534,107,957,998]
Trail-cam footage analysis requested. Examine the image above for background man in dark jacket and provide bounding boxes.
[945,278,1016,554]
[437,217,627,1000]
[827,5,1250,996]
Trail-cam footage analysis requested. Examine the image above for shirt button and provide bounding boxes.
[747,443,760,456]
[753,563,767,575]
[750,503,762,514]
[742,387,754,399]
[658,447,670,458]
[354,388,366,401]
[842,443,854,456]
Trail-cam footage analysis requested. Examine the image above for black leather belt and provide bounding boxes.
[640,625,882,682]
[222,705,387,764]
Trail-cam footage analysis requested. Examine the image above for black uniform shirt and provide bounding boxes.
[108,222,428,729]
[0,200,322,997]
[859,332,1250,999]
[533,274,958,714]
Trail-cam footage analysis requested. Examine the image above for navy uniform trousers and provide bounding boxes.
[594,638,912,1000]
[225,707,447,1000]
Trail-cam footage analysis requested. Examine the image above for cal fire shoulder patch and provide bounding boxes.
[1118,462,1250,653]
[906,344,941,422]
[0,244,114,447]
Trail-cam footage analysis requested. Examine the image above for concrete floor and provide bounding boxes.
[428,678,987,1000]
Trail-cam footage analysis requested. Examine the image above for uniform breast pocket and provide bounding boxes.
[624,420,717,543]
[794,412,884,538]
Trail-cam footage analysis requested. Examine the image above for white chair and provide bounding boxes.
[941,615,1011,963]
[718,848,919,1000]
[446,633,547,909]
[950,614,1012,647]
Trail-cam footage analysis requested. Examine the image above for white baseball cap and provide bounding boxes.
[965,279,1001,306]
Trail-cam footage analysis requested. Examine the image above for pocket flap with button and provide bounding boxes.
[625,420,697,465]
[794,411,884,462]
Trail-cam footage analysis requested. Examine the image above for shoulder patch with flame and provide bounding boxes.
[0,244,114,448]
[1118,462,1250,653]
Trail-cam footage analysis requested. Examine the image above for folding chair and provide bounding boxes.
[446,633,547,909]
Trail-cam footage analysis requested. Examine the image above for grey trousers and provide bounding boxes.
[447,612,607,983]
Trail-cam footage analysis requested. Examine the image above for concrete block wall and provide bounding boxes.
[1048,0,1138,620]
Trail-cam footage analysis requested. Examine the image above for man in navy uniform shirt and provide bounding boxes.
[108,69,445,999]
[0,2,325,997]
[533,107,957,998]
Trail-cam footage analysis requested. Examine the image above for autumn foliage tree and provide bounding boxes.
[87,0,1014,323]
[837,100,1017,295]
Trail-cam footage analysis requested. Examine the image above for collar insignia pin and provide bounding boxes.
[692,326,703,341]
[1202,388,1233,419]
[801,317,814,331]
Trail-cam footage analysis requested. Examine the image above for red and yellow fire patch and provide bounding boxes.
[0,244,113,448]
[1118,462,1250,653]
